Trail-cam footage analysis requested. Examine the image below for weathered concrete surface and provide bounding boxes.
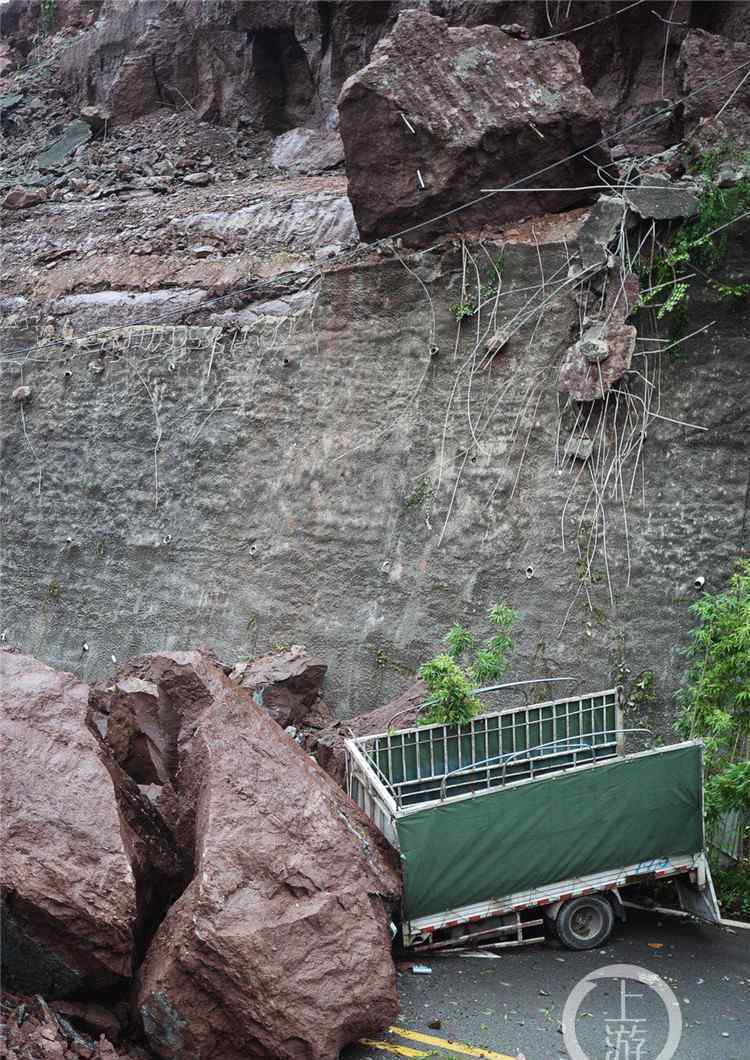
[1,215,748,735]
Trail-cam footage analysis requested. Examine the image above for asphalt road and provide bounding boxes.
[344,910,749,1060]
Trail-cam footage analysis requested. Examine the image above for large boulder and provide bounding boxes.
[311,679,426,787]
[338,11,608,242]
[229,645,331,730]
[0,650,137,997]
[132,652,400,1060]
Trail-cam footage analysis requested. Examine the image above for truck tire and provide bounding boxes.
[556,895,614,950]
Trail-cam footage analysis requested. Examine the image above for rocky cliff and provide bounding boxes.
[1,0,748,735]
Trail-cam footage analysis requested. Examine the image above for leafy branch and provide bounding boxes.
[678,559,750,838]
[419,603,516,725]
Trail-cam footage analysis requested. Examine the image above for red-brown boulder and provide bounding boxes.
[229,645,332,730]
[0,651,137,997]
[132,652,400,1060]
[338,11,607,243]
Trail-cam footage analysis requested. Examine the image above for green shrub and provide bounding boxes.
[419,603,516,725]
[638,176,750,339]
[678,559,750,911]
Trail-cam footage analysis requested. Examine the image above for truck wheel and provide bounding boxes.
[556,895,614,950]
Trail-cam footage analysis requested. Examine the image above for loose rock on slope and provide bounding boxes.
[229,644,331,729]
[311,679,427,787]
[338,11,608,242]
[130,651,400,1060]
[0,650,137,998]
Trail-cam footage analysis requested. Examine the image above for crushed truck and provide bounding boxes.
[346,685,721,952]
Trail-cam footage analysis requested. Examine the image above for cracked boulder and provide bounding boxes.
[90,676,170,784]
[0,650,137,997]
[134,651,400,1060]
[338,10,607,242]
[229,645,331,730]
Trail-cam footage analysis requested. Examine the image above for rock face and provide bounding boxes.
[338,11,608,242]
[131,651,400,1060]
[56,0,341,130]
[0,651,137,997]
[678,30,750,148]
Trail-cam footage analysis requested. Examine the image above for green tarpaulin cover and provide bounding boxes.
[396,744,703,920]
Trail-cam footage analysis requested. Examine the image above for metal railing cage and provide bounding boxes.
[348,686,626,811]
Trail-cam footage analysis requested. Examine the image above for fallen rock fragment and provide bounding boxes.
[624,173,699,221]
[90,676,170,784]
[558,322,637,402]
[716,163,747,188]
[0,651,137,998]
[182,172,211,186]
[2,185,47,209]
[578,195,626,270]
[37,119,92,170]
[132,651,400,1060]
[559,264,640,402]
[0,91,24,128]
[271,127,345,174]
[51,1000,122,1042]
[563,435,594,462]
[311,679,426,786]
[338,11,607,242]
[229,645,330,729]
[80,104,111,135]
[2,991,149,1060]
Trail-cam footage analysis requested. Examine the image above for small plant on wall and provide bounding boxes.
[419,603,516,725]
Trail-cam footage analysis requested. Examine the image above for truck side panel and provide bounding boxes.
[396,743,704,921]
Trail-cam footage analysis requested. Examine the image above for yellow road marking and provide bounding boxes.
[358,1039,430,1058]
[388,1027,516,1060]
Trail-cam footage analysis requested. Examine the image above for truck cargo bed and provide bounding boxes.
[345,687,720,948]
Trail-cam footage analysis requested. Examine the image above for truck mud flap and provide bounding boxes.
[675,859,722,924]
